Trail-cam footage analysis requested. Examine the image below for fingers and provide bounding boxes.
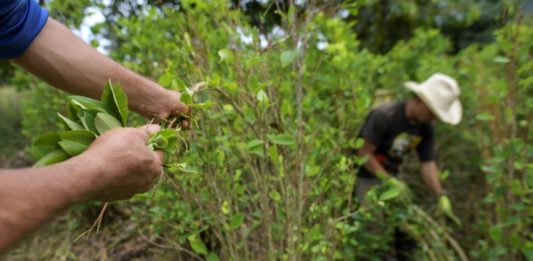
[180,119,190,129]
[137,124,164,166]
[137,124,161,140]
[176,102,190,116]
[154,150,164,164]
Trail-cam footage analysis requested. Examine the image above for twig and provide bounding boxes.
[73,202,109,243]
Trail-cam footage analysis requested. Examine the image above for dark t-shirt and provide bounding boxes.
[357,102,435,178]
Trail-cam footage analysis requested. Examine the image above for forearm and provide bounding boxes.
[363,155,390,179]
[0,158,95,252]
[420,161,442,195]
[11,18,172,118]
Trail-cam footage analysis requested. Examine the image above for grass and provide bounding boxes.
[0,87,29,167]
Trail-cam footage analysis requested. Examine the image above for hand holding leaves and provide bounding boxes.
[439,195,462,225]
[384,177,412,203]
[31,81,182,167]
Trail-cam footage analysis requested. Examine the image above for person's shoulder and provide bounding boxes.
[372,101,403,119]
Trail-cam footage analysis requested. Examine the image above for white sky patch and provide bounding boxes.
[337,9,350,19]
[72,7,109,54]
[269,26,286,39]
[295,0,307,6]
[259,34,269,49]
[317,32,328,50]
[237,27,254,45]
[239,0,269,9]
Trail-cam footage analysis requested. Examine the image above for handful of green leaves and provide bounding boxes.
[31,81,178,167]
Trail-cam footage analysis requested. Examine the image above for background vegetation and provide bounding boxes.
[1,0,531,260]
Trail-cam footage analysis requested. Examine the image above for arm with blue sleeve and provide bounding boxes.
[0,0,48,59]
[1,0,188,121]
[0,0,180,253]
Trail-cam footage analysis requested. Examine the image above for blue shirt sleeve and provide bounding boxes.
[0,0,48,59]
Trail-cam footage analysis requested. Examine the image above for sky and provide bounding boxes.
[72,6,108,53]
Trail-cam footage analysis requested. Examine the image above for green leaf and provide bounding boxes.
[267,133,295,145]
[60,130,96,144]
[158,72,173,87]
[493,56,510,64]
[305,165,321,177]
[57,131,94,156]
[101,81,128,126]
[191,101,214,109]
[149,129,178,151]
[246,139,264,150]
[243,106,256,124]
[180,92,193,105]
[57,113,84,130]
[218,48,234,64]
[94,112,122,135]
[523,244,533,261]
[150,135,168,150]
[256,89,269,107]
[269,191,282,202]
[229,213,245,230]
[476,112,495,122]
[33,149,69,167]
[31,132,61,159]
[379,188,399,201]
[68,96,106,112]
[489,226,503,244]
[58,140,89,157]
[171,78,188,92]
[280,50,298,67]
[79,111,98,134]
[188,235,208,255]
[66,101,81,119]
[110,83,129,126]
[354,138,365,149]
[207,253,219,261]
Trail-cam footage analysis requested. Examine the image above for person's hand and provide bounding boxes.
[78,124,163,201]
[143,89,191,129]
[438,195,461,225]
[386,177,412,203]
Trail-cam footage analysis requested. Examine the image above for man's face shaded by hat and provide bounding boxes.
[410,96,437,125]
[404,73,462,125]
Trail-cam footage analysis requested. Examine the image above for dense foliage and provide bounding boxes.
[1,0,531,260]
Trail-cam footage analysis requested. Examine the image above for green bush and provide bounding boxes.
[8,0,532,260]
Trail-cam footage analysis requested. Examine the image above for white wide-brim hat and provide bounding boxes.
[404,73,462,125]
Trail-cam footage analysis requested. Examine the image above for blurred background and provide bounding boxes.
[1,0,531,260]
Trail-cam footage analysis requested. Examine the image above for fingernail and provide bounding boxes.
[146,124,161,134]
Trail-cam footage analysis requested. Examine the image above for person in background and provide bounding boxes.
[0,0,189,252]
[355,73,462,259]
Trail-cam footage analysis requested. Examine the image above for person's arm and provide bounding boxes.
[420,160,442,195]
[0,125,162,253]
[357,140,390,179]
[357,110,391,179]
[10,17,188,121]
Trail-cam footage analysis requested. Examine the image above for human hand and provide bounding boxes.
[438,195,461,225]
[387,177,412,203]
[78,124,163,201]
[143,89,191,129]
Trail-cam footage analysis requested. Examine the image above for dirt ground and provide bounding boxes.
[2,204,181,261]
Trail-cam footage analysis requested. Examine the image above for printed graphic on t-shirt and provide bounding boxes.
[389,132,422,159]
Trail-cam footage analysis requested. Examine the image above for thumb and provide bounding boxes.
[138,124,161,140]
